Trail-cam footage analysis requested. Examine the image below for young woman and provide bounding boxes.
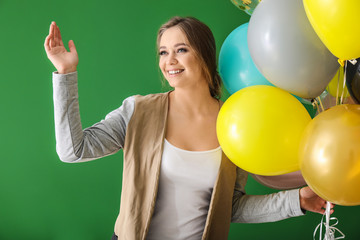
[44,16,333,240]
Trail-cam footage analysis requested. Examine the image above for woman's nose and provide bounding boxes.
[167,52,178,65]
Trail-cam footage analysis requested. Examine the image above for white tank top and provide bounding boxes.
[146,139,222,240]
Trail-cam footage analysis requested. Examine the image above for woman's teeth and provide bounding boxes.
[168,69,183,74]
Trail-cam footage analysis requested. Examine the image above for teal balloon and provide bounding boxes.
[219,23,274,95]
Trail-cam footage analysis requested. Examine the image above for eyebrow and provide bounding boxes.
[159,43,189,50]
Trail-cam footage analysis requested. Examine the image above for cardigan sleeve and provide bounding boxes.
[52,71,135,163]
[231,168,305,223]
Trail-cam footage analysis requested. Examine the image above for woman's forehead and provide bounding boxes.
[159,26,189,47]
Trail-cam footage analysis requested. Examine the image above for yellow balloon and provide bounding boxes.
[299,104,360,206]
[304,0,360,61]
[217,85,311,176]
[326,67,349,98]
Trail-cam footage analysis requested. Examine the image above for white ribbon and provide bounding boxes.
[313,202,345,240]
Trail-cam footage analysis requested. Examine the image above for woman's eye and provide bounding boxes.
[159,51,167,56]
[177,48,188,53]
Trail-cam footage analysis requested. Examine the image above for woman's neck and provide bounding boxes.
[169,86,219,117]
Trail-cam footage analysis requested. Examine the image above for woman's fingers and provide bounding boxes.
[45,22,54,52]
[44,34,51,52]
[57,25,64,47]
[45,21,66,53]
[53,22,60,46]
[48,21,53,36]
[49,21,63,48]
[49,22,55,48]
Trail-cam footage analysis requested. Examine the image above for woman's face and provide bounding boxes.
[158,26,205,90]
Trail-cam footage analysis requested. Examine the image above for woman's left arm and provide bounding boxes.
[231,188,304,223]
[231,170,333,223]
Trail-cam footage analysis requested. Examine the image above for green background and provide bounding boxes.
[0,0,359,239]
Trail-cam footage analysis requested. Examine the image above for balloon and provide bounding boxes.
[297,97,317,119]
[303,0,360,61]
[326,67,349,98]
[251,171,306,190]
[217,85,311,175]
[346,59,360,104]
[219,23,317,118]
[230,0,261,15]
[219,22,274,95]
[247,0,339,99]
[299,104,360,206]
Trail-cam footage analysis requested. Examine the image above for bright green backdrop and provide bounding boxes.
[0,0,359,239]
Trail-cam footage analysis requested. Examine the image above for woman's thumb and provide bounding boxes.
[68,40,77,53]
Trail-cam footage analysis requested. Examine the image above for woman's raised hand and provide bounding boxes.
[44,22,78,74]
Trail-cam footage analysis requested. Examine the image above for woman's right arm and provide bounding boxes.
[45,22,135,162]
[52,72,135,162]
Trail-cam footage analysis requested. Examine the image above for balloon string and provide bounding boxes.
[335,67,340,105]
[311,99,320,115]
[316,96,324,113]
[311,97,323,114]
[340,61,347,105]
[313,201,345,240]
[325,202,331,239]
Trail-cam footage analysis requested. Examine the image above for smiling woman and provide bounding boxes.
[158,27,205,92]
[157,17,222,99]
[44,16,333,240]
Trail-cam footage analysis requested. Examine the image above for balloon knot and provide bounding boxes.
[338,59,345,67]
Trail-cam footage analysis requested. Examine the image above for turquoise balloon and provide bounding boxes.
[219,23,273,95]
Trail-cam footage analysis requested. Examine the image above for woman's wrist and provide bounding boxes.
[57,67,77,74]
[299,187,307,213]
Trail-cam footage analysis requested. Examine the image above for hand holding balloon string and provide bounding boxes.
[299,187,334,215]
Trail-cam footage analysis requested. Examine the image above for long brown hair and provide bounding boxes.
[157,16,222,99]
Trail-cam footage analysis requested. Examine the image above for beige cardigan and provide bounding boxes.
[114,92,245,239]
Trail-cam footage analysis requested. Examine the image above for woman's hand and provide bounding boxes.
[300,186,335,214]
[44,22,78,74]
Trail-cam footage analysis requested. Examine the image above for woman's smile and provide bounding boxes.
[167,69,184,76]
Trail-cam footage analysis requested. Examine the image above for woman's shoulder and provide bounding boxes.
[133,91,170,102]
[108,91,169,118]
[131,91,171,108]
[128,91,170,117]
